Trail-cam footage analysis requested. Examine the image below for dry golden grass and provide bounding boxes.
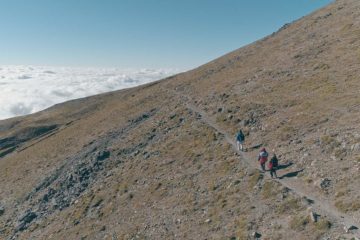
[289,214,310,231]
[277,197,303,214]
[235,216,249,240]
[247,170,263,189]
[2,0,360,239]
[335,200,360,213]
[261,181,279,199]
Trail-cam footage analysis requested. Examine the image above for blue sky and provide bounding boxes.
[0,0,332,69]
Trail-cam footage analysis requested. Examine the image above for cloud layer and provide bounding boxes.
[0,66,178,120]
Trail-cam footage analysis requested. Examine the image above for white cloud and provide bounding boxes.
[0,65,178,120]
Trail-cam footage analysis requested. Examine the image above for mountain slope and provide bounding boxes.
[1,0,360,239]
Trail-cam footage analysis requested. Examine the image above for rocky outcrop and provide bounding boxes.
[8,110,159,237]
[16,211,37,232]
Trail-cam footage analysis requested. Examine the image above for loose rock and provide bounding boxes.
[343,224,358,233]
[16,211,37,231]
[309,210,318,222]
[315,178,331,190]
[251,231,262,238]
[0,205,4,216]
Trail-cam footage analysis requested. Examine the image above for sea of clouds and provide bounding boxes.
[0,65,178,120]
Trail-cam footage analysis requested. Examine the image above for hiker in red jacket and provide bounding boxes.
[268,153,279,178]
[258,148,268,171]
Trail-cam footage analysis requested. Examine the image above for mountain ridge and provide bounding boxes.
[1,0,360,239]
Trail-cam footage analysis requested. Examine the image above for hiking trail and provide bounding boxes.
[172,89,359,237]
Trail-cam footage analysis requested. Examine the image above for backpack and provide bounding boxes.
[237,132,244,141]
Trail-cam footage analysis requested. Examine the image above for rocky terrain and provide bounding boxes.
[1,0,360,239]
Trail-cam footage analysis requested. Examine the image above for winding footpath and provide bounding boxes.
[173,89,359,237]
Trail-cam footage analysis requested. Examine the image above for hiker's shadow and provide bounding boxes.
[277,162,293,170]
[246,144,262,151]
[279,169,304,179]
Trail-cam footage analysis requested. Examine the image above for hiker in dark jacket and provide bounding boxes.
[268,153,279,179]
[258,148,268,171]
[236,130,245,151]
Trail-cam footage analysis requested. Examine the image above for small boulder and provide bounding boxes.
[96,150,110,161]
[51,198,58,209]
[343,224,358,233]
[302,197,314,205]
[351,143,360,152]
[315,178,331,190]
[241,119,250,127]
[19,211,37,224]
[0,205,4,216]
[251,231,262,238]
[16,211,37,231]
[320,178,331,189]
[309,210,318,223]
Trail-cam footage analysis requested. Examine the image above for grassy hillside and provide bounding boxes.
[1,0,360,239]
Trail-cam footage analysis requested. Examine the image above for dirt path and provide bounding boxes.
[174,90,359,237]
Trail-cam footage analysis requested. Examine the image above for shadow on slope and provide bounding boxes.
[0,125,59,158]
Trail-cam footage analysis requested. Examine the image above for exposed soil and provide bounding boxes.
[1,0,360,239]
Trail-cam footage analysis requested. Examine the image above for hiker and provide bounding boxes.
[258,148,268,171]
[268,153,279,179]
[236,130,245,151]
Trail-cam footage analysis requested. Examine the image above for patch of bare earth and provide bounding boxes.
[1,0,360,239]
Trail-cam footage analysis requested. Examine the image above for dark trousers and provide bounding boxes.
[260,162,266,171]
[270,168,277,178]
